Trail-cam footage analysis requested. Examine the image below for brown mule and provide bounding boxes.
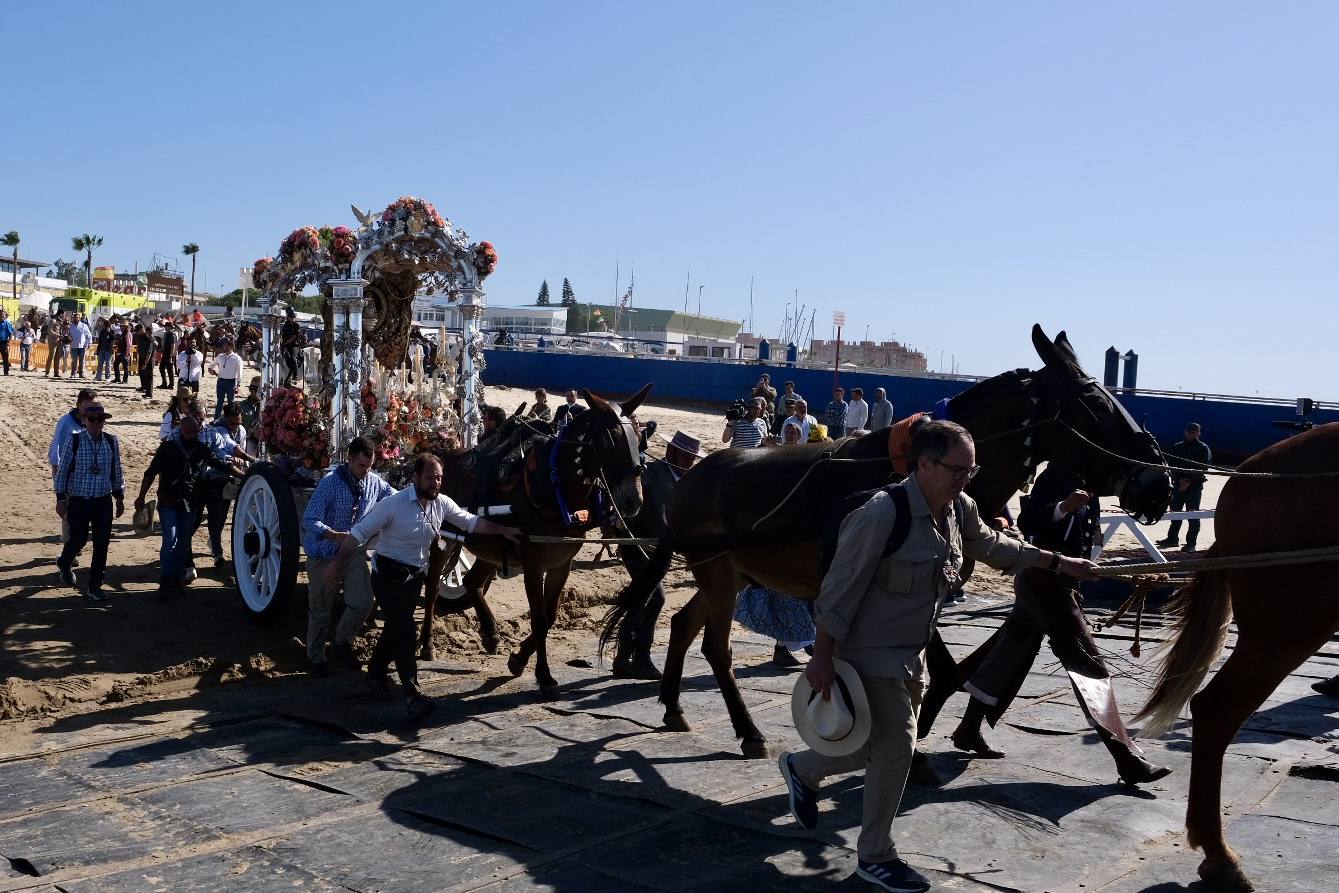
[1136,422,1339,892]
[421,385,652,699]
[600,325,1173,758]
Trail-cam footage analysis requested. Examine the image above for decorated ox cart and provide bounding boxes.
[231,196,498,619]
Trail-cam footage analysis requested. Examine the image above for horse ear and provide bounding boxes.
[582,388,614,414]
[1031,323,1069,372]
[619,383,653,417]
[1053,330,1081,366]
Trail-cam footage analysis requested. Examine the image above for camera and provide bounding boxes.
[725,399,749,422]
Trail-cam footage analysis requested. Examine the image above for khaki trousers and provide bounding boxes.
[792,672,923,863]
[306,551,373,663]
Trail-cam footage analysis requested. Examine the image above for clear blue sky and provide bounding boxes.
[7,1,1336,399]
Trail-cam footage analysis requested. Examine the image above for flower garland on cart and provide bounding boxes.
[258,387,330,481]
[359,374,464,489]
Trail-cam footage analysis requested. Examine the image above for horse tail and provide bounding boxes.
[1135,569,1233,738]
[598,540,676,662]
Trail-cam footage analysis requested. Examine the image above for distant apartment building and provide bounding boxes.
[807,338,928,372]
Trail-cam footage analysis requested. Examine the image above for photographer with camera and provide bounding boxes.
[722,396,770,449]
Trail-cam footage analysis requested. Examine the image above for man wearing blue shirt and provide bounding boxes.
[198,404,253,567]
[0,309,14,375]
[50,388,98,548]
[54,405,125,602]
[300,437,395,676]
[825,387,849,439]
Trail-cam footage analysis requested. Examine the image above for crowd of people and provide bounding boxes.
[3,306,230,404]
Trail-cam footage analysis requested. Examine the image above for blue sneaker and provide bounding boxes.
[777,751,818,830]
[856,858,931,892]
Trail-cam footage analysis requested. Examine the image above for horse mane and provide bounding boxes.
[945,369,1029,418]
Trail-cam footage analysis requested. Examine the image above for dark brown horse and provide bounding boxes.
[1135,423,1339,892]
[422,385,652,698]
[600,325,1172,758]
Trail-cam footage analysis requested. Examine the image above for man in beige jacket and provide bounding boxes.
[778,420,1097,893]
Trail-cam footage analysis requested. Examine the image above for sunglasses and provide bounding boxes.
[932,459,981,482]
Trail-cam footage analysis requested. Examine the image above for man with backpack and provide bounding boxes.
[53,404,125,602]
[778,421,1097,893]
[134,414,239,597]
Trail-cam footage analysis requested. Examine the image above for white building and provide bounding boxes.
[413,297,567,337]
[582,305,742,358]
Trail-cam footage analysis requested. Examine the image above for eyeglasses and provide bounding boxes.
[932,459,980,482]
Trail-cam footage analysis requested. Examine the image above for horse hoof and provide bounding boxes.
[419,645,435,662]
[740,738,771,760]
[539,683,561,701]
[1198,860,1255,892]
[506,653,526,678]
[663,711,691,733]
[481,634,500,655]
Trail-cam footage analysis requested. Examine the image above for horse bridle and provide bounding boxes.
[548,407,642,526]
[971,370,1168,493]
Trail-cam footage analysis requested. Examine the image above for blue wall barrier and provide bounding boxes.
[483,350,1333,461]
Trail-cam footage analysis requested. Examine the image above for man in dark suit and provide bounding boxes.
[611,430,706,679]
[552,389,587,428]
[919,465,1172,786]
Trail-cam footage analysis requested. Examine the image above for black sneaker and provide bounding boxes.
[856,858,931,893]
[86,588,108,604]
[1155,537,1178,547]
[309,661,330,678]
[56,564,76,587]
[407,693,437,721]
[365,673,395,702]
[777,751,818,830]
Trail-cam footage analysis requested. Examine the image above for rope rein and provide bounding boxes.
[1057,420,1339,479]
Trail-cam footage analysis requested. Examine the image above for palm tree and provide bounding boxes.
[182,243,200,305]
[1,231,19,307]
[71,234,104,291]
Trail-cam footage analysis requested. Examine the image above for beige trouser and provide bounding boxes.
[45,336,63,374]
[306,551,373,663]
[792,672,924,863]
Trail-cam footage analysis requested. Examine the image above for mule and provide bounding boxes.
[600,325,1172,757]
[422,385,652,699]
[1135,422,1339,892]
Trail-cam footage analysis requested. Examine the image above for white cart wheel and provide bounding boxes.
[232,462,300,621]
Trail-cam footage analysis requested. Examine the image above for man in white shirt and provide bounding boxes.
[69,315,92,378]
[781,399,819,442]
[846,387,870,434]
[177,343,204,394]
[323,453,521,720]
[208,338,243,420]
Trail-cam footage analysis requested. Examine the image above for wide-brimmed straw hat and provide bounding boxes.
[656,430,709,458]
[791,659,872,757]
